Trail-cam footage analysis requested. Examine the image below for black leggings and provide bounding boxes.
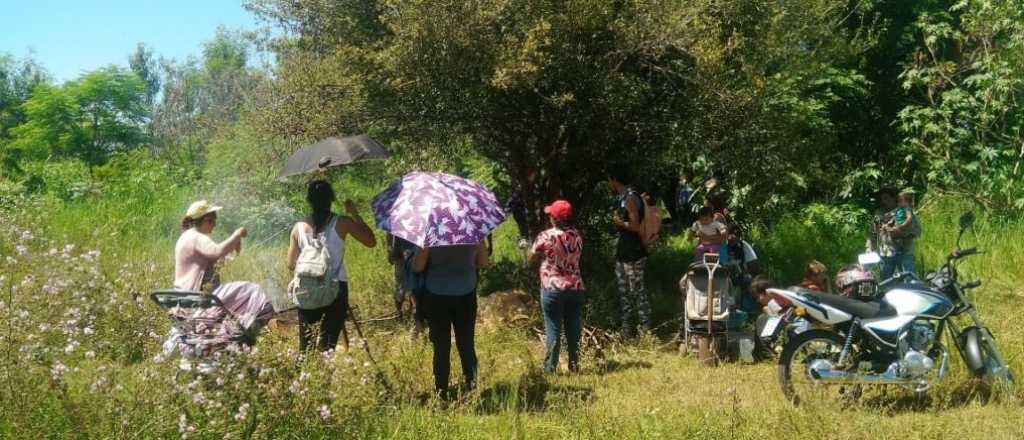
[424,291,478,393]
[298,283,349,353]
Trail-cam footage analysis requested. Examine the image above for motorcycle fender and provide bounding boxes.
[796,300,852,325]
[767,288,852,325]
[789,317,811,336]
[958,326,987,376]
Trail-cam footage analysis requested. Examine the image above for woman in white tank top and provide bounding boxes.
[287,180,377,352]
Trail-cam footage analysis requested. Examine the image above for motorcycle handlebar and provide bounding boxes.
[962,280,982,289]
[949,247,978,260]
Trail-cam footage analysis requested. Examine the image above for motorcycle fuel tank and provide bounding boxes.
[882,288,953,319]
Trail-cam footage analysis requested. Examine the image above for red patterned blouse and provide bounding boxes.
[530,227,585,291]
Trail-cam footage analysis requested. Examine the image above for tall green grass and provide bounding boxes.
[2,167,1023,439]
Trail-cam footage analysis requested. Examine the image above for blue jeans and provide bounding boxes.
[880,253,917,281]
[540,289,584,373]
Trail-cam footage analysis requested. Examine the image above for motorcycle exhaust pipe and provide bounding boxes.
[810,366,910,385]
[808,350,949,386]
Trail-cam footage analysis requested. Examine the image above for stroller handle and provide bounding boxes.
[701,252,721,268]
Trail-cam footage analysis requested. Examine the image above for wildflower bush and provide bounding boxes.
[0,196,397,438]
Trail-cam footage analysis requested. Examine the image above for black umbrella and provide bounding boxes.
[278,135,390,181]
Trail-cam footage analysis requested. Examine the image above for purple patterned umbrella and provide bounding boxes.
[371,172,506,248]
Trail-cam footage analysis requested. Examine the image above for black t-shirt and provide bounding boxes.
[616,188,647,262]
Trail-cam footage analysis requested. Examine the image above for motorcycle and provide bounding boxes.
[758,264,876,357]
[767,212,1013,405]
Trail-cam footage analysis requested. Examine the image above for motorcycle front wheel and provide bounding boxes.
[778,329,858,406]
[960,327,1015,386]
[979,337,1015,386]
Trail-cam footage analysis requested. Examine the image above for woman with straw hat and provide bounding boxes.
[175,200,245,291]
[174,200,272,330]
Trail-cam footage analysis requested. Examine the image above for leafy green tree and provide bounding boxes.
[898,0,1024,210]
[129,43,161,107]
[0,52,49,141]
[9,66,149,165]
[249,0,883,233]
[200,27,253,124]
[151,28,262,149]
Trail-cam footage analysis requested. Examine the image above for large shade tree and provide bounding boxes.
[248,0,882,234]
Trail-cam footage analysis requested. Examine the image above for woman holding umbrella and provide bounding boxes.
[372,172,505,399]
[412,239,489,397]
[287,180,377,353]
[279,136,387,353]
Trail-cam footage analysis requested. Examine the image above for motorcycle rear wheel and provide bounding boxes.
[778,329,857,406]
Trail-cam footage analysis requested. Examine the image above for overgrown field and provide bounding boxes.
[1,184,1022,439]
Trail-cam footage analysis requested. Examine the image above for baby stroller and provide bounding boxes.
[152,283,274,372]
[680,253,733,365]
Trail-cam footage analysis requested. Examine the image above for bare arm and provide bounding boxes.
[527,234,544,265]
[286,225,300,271]
[412,247,429,273]
[893,210,915,234]
[614,196,644,233]
[337,200,377,248]
[338,217,377,247]
[710,224,728,244]
[195,228,246,261]
[475,240,490,269]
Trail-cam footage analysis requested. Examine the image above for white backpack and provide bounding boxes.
[295,230,330,279]
[288,219,338,310]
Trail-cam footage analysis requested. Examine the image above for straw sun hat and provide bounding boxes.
[184,200,223,220]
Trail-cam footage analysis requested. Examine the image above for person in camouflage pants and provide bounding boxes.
[616,258,651,334]
[608,165,651,336]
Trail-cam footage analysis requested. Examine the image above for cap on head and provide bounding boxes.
[544,200,573,221]
[185,200,223,220]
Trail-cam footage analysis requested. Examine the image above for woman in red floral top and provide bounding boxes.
[528,199,584,373]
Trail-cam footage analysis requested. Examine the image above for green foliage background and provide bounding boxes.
[2,1,1024,438]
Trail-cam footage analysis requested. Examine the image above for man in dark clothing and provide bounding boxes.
[387,233,426,334]
[867,186,921,280]
[608,165,651,336]
[505,190,530,245]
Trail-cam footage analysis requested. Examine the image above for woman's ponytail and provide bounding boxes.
[307,180,336,233]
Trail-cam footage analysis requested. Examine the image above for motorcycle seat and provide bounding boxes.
[793,287,897,320]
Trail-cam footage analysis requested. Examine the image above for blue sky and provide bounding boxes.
[1,0,260,83]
